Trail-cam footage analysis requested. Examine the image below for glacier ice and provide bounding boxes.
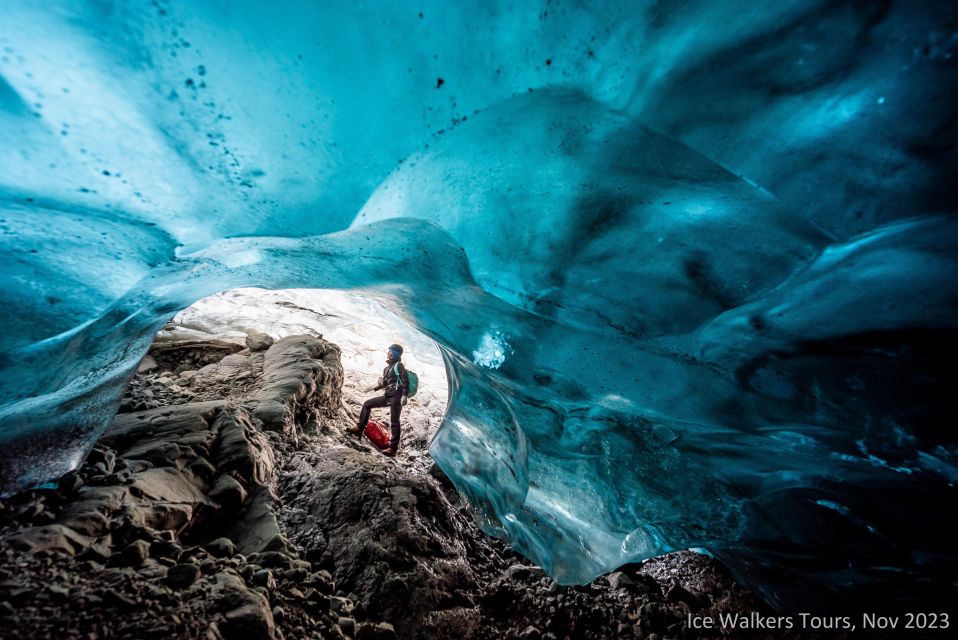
[1,0,957,614]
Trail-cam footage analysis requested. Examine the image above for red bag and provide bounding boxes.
[364,419,391,449]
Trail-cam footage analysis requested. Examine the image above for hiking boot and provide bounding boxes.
[383,447,397,457]
[346,426,363,436]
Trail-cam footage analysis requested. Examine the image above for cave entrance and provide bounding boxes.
[141,287,449,450]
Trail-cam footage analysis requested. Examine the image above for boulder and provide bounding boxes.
[245,333,274,352]
[207,537,237,558]
[138,354,159,373]
[606,571,633,590]
[167,563,202,589]
[504,564,543,582]
[213,573,277,639]
[210,475,248,511]
[356,622,396,640]
[112,539,151,567]
[252,569,277,590]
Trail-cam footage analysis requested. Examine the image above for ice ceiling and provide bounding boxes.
[1,0,957,613]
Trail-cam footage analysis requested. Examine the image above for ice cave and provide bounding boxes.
[1,1,956,636]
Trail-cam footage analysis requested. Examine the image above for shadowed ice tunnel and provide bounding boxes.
[1,0,957,615]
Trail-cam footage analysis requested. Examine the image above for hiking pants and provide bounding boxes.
[359,393,402,449]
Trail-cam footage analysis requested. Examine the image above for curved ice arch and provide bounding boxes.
[0,0,956,616]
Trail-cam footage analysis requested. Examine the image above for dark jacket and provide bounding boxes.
[375,361,409,397]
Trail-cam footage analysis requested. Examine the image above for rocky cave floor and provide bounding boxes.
[0,333,836,639]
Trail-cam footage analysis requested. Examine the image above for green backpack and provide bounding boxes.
[394,363,419,397]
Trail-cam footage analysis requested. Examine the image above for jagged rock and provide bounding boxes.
[355,621,396,640]
[213,573,277,640]
[63,484,126,518]
[190,456,217,478]
[103,401,224,449]
[86,448,116,474]
[124,441,185,468]
[280,447,479,636]
[167,563,202,589]
[665,582,702,610]
[252,335,343,433]
[132,467,210,508]
[227,487,287,556]
[606,571,633,590]
[504,565,543,582]
[246,333,274,352]
[138,355,159,373]
[8,524,89,555]
[213,409,275,483]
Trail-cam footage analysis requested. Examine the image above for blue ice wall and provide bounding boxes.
[1,0,957,613]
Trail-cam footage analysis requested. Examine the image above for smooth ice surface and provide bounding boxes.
[1,0,957,613]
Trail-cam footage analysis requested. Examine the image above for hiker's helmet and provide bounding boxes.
[388,344,403,359]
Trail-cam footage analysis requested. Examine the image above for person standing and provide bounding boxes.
[347,344,409,456]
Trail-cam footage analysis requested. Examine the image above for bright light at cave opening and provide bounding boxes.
[163,287,449,431]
